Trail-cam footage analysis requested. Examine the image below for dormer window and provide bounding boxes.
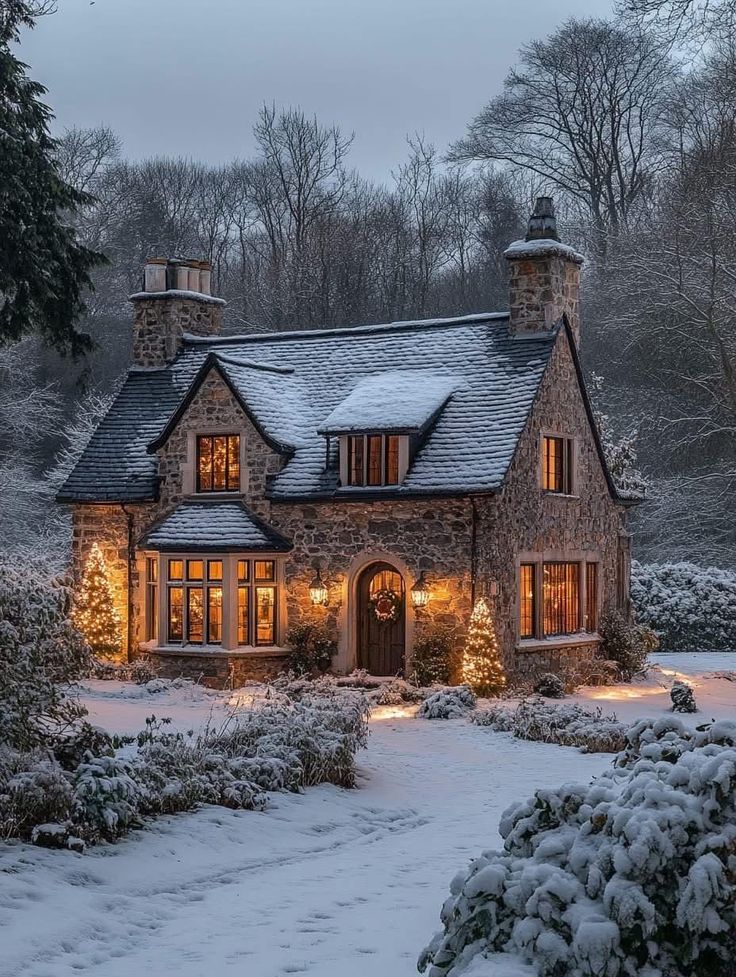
[542,435,574,494]
[196,434,240,493]
[346,434,401,487]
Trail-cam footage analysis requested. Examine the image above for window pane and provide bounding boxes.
[254,560,275,582]
[348,436,364,486]
[168,586,183,642]
[146,582,158,642]
[385,435,400,485]
[227,435,240,491]
[187,559,203,581]
[238,586,249,644]
[168,559,183,581]
[147,557,158,583]
[238,559,249,582]
[520,564,535,639]
[543,436,564,493]
[212,436,227,491]
[207,586,223,643]
[208,560,223,581]
[543,562,580,636]
[585,563,599,632]
[187,588,204,643]
[367,436,382,486]
[255,587,276,645]
[197,436,213,492]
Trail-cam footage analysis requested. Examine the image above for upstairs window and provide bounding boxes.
[196,434,240,493]
[542,435,574,494]
[346,434,401,487]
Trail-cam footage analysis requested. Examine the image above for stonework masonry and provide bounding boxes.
[131,293,224,368]
[506,252,582,344]
[69,327,628,687]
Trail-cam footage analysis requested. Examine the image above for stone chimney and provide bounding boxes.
[130,258,225,368]
[504,197,584,345]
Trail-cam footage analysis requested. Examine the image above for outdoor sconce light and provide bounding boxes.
[309,569,329,606]
[411,571,431,609]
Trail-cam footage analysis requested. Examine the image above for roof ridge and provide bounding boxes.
[182,311,509,347]
[215,351,295,375]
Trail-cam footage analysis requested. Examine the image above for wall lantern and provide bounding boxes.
[309,569,329,606]
[411,571,431,609]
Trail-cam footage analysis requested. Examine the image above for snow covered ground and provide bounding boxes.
[1,652,734,977]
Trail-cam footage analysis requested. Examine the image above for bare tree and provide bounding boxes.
[451,19,673,252]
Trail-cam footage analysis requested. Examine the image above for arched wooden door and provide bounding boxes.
[357,562,406,675]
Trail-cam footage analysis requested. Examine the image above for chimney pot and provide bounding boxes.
[526,196,559,242]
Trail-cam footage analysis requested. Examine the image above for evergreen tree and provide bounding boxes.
[73,543,122,659]
[0,2,106,354]
[462,597,506,697]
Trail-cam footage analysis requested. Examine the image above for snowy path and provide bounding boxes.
[0,716,606,977]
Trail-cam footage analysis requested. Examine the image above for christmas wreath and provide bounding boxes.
[369,588,403,624]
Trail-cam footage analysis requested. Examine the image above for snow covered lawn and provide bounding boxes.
[2,653,734,977]
[1,695,605,977]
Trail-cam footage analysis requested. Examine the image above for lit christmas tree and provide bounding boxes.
[462,596,506,697]
[74,543,123,659]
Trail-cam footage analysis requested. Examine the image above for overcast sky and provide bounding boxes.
[20,0,613,181]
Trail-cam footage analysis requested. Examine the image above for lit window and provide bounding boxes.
[145,557,158,642]
[166,557,230,645]
[585,562,599,632]
[196,435,240,493]
[236,558,279,646]
[543,562,580,636]
[346,435,403,487]
[542,436,574,494]
[519,564,536,639]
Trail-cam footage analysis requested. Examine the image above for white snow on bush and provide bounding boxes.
[418,686,477,719]
[420,718,736,977]
[472,700,627,754]
[632,560,736,652]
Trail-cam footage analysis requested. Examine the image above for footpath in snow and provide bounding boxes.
[0,712,605,977]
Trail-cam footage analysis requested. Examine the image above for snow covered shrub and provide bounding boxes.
[71,755,141,842]
[632,560,736,652]
[285,623,336,675]
[90,655,158,684]
[410,626,457,686]
[418,686,477,719]
[0,562,91,750]
[533,673,565,698]
[52,722,115,770]
[472,700,627,754]
[671,680,697,713]
[420,721,736,977]
[0,747,73,840]
[599,610,658,680]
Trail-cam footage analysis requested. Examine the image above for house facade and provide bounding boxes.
[58,198,634,687]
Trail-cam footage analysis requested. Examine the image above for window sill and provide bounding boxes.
[141,643,289,658]
[187,491,243,499]
[516,633,600,652]
[541,491,580,500]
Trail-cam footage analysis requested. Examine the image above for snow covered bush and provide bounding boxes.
[285,622,336,675]
[472,700,627,754]
[599,610,658,680]
[533,673,566,698]
[72,755,141,842]
[418,686,477,719]
[671,680,697,713]
[410,626,457,686]
[632,560,736,652]
[0,561,91,750]
[420,718,736,977]
[0,747,73,840]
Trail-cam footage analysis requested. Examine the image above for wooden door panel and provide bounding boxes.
[357,563,405,675]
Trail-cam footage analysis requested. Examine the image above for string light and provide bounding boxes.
[462,596,506,696]
[73,543,124,659]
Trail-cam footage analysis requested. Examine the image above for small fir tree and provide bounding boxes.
[74,544,123,659]
[462,597,506,697]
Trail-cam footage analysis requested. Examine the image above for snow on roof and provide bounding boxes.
[504,238,584,264]
[58,311,559,502]
[317,371,458,435]
[139,500,292,552]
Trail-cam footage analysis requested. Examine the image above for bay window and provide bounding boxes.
[150,553,281,648]
[518,558,600,640]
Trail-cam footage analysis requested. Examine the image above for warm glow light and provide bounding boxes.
[73,543,124,659]
[462,596,506,696]
[309,570,329,606]
[410,572,431,609]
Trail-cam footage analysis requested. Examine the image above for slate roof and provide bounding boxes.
[139,500,292,552]
[57,311,565,503]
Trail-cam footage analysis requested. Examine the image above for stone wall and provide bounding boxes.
[475,328,627,681]
[506,252,582,344]
[143,649,290,688]
[131,294,224,368]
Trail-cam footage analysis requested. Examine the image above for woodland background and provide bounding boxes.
[4,0,736,570]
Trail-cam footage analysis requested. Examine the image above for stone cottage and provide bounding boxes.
[57,198,635,687]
